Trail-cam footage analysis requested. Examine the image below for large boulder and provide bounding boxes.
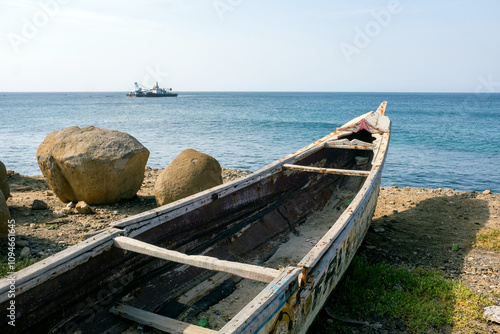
[154,149,222,206]
[0,161,10,199]
[37,126,149,205]
[0,191,10,240]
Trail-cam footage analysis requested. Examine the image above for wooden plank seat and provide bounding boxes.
[324,138,376,150]
[282,164,370,177]
[324,140,375,150]
[113,237,281,283]
[110,304,217,334]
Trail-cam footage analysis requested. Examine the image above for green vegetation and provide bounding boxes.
[322,257,492,333]
[475,228,500,252]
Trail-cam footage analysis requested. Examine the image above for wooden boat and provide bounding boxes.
[0,102,390,334]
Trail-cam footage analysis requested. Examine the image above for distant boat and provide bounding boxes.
[127,82,178,97]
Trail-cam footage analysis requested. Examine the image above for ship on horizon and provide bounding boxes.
[127,82,178,97]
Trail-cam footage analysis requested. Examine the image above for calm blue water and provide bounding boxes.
[1,92,499,192]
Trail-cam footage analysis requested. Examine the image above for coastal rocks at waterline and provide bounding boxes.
[37,126,149,205]
[0,161,10,199]
[154,149,223,206]
[0,191,11,239]
[0,161,11,239]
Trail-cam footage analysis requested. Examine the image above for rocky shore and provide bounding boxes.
[2,169,499,332]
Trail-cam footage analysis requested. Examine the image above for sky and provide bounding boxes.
[1,0,499,92]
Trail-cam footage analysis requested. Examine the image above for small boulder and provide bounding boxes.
[76,201,94,214]
[62,206,73,215]
[37,126,149,205]
[31,199,48,210]
[0,191,11,239]
[20,247,30,259]
[0,161,10,198]
[52,210,66,218]
[154,149,223,206]
[484,305,500,324]
[483,189,491,195]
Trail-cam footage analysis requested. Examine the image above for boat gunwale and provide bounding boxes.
[0,228,124,302]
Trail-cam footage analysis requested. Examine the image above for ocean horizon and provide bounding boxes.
[1,90,492,94]
[1,91,499,193]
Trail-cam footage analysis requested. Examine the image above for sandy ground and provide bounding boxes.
[366,186,499,298]
[2,169,499,333]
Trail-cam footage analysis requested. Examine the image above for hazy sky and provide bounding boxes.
[1,0,499,92]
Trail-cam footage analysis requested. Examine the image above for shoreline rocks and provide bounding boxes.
[0,161,11,239]
[154,149,223,206]
[36,126,149,205]
[31,199,48,210]
[0,161,10,199]
[75,201,94,214]
[0,191,10,239]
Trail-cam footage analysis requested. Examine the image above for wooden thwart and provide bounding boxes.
[283,164,370,177]
[324,142,374,150]
[113,237,280,283]
[110,304,217,334]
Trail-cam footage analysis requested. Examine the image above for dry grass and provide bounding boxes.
[475,229,500,252]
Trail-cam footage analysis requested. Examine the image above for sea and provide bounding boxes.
[1,92,499,193]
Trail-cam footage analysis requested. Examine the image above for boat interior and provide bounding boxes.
[102,131,379,333]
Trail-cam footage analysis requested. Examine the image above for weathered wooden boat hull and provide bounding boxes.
[0,103,390,334]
